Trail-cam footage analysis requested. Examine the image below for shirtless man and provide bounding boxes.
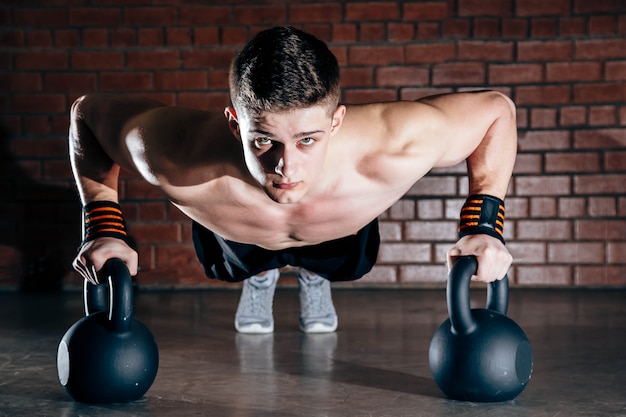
[71,26,515,335]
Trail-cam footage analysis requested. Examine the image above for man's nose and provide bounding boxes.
[274,149,296,178]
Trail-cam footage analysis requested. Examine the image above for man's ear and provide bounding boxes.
[330,105,346,136]
[224,106,241,140]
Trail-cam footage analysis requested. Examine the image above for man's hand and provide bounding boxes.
[73,237,138,285]
[447,234,512,283]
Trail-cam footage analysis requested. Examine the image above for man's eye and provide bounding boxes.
[300,137,315,146]
[255,137,272,147]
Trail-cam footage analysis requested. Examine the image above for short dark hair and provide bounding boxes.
[229,26,340,115]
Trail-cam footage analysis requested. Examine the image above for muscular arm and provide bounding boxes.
[69,94,166,204]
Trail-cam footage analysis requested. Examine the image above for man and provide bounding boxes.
[71,26,515,335]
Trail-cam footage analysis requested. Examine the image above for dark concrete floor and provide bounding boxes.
[0,286,625,416]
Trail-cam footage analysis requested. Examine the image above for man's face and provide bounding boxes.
[226,104,345,204]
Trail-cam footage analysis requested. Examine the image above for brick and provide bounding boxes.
[44,73,97,92]
[26,30,52,48]
[14,8,67,27]
[576,39,626,60]
[575,83,626,104]
[137,28,164,47]
[546,62,602,82]
[12,94,66,113]
[513,153,542,174]
[558,197,586,218]
[515,85,571,105]
[502,18,527,38]
[166,28,191,46]
[178,6,230,25]
[0,73,42,91]
[516,266,571,286]
[388,23,415,42]
[608,243,626,264]
[530,197,557,217]
[379,221,403,241]
[332,23,357,42]
[207,70,229,89]
[458,0,512,16]
[388,200,415,220]
[443,18,470,38]
[506,242,546,263]
[127,50,180,69]
[233,5,286,24]
[109,28,135,47]
[417,24,441,41]
[559,17,586,36]
[588,197,617,217]
[606,151,626,171]
[349,45,404,66]
[576,266,626,286]
[489,64,542,84]
[589,16,617,36]
[481,20,505,38]
[403,2,448,20]
[517,220,571,240]
[11,137,67,157]
[340,67,373,87]
[124,7,177,26]
[560,106,587,127]
[458,41,513,61]
[376,66,429,87]
[548,242,604,264]
[574,175,626,194]
[606,61,626,81]
[342,89,398,104]
[515,176,571,196]
[378,242,431,262]
[1,29,24,47]
[81,29,108,47]
[100,72,152,91]
[432,62,485,85]
[71,51,124,70]
[360,23,386,42]
[290,4,342,23]
[405,42,455,63]
[15,50,67,70]
[194,27,219,46]
[418,199,444,219]
[545,152,600,173]
[530,108,557,128]
[517,130,571,151]
[516,0,570,16]
[405,220,457,241]
[400,264,448,283]
[574,0,625,13]
[589,105,617,126]
[531,18,557,37]
[517,41,572,61]
[345,2,399,21]
[574,129,626,149]
[155,71,208,90]
[69,8,121,26]
[407,176,457,196]
[182,49,234,69]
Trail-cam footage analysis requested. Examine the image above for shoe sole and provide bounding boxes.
[300,321,338,334]
[235,321,274,334]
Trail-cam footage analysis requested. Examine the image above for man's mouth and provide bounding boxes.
[272,181,300,190]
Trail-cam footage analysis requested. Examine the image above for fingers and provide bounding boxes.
[447,235,512,283]
[72,238,139,284]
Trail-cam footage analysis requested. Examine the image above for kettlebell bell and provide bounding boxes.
[428,256,533,402]
[57,258,159,403]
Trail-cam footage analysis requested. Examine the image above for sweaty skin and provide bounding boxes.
[70,91,516,284]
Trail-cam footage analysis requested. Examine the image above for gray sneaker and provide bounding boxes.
[298,268,338,333]
[235,269,279,334]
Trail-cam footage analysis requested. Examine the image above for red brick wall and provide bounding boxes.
[1,0,625,290]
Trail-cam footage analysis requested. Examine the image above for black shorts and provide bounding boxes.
[192,219,380,283]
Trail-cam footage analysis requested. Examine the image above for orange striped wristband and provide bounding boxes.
[458,194,505,244]
[82,201,130,245]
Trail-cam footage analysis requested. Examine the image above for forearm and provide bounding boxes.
[466,93,517,200]
[69,100,120,204]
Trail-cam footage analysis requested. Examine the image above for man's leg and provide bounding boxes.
[298,268,338,333]
[235,269,279,334]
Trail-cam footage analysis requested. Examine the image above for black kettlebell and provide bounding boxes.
[428,256,533,402]
[57,258,159,403]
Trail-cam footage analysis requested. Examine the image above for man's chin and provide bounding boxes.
[264,188,303,204]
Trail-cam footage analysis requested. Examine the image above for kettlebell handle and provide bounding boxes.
[448,256,509,336]
[83,258,133,333]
